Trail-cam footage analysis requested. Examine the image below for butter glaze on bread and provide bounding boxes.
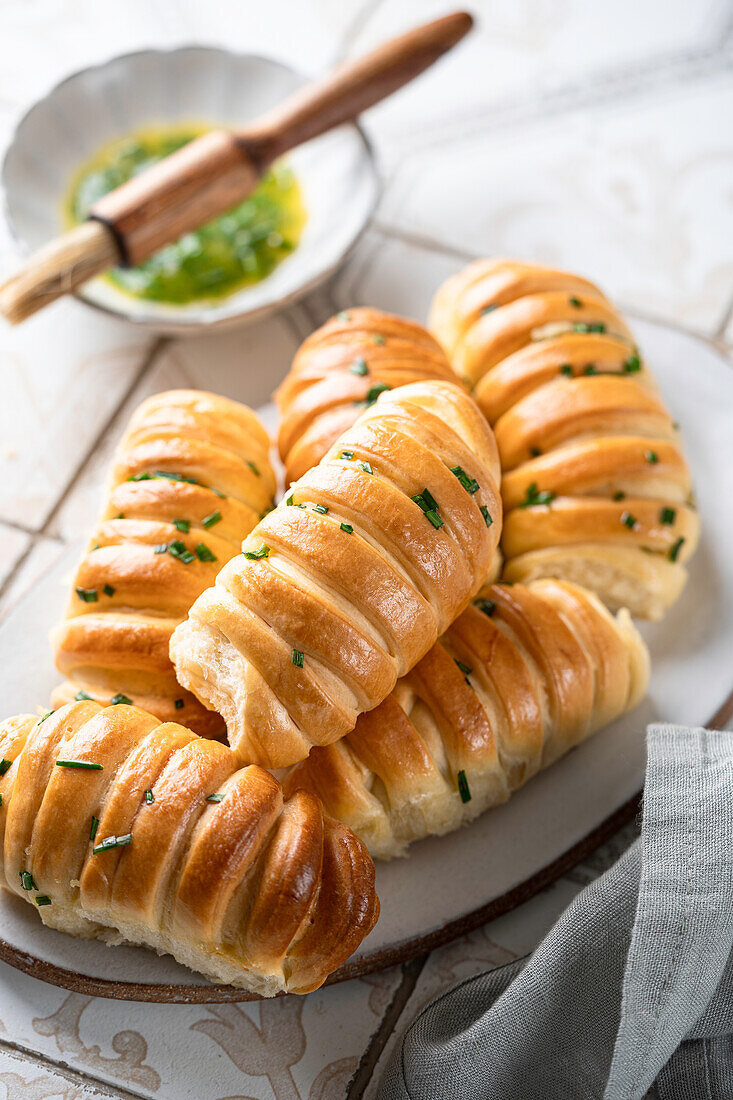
[52,390,275,736]
[171,380,502,767]
[275,308,457,485]
[285,579,649,859]
[0,702,378,995]
[429,259,699,619]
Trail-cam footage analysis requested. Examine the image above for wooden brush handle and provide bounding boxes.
[91,11,473,266]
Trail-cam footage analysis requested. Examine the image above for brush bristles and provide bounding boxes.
[0,221,120,324]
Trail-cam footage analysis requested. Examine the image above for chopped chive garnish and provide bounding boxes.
[110,693,132,706]
[424,509,444,529]
[202,510,222,529]
[573,322,589,333]
[75,587,98,603]
[669,537,685,562]
[455,658,472,677]
[569,296,582,307]
[168,539,195,564]
[623,355,641,372]
[589,322,606,333]
[340,522,353,534]
[560,364,573,377]
[481,304,498,315]
[450,466,480,494]
[145,789,154,804]
[364,383,391,407]
[530,447,542,458]
[372,334,386,345]
[0,759,11,776]
[243,544,270,560]
[35,895,52,906]
[520,483,555,508]
[621,511,638,530]
[38,711,54,724]
[90,816,99,841]
[584,364,597,375]
[350,357,368,376]
[174,698,184,709]
[127,471,152,481]
[337,311,351,321]
[356,460,373,474]
[0,794,3,806]
[195,543,217,563]
[56,759,103,770]
[645,450,659,464]
[457,770,471,804]
[247,461,260,476]
[286,493,305,508]
[312,504,329,514]
[212,488,227,499]
[660,507,676,525]
[613,492,626,501]
[103,584,115,597]
[476,598,496,617]
[480,506,493,527]
[339,450,354,461]
[292,649,304,668]
[20,871,37,891]
[206,793,223,803]
[154,543,168,554]
[173,518,190,533]
[92,833,132,854]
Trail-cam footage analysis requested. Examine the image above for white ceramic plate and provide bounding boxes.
[2,47,380,333]
[0,320,730,1000]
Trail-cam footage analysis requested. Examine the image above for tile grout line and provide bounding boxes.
[347,955,428,1098]
[37,336,170,540]
[0,1033,142,1099]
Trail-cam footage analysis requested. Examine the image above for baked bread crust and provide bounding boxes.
[428,259,699,619]
[171,380,502,767]
[52,390,275,735]
[285,579,650,859]
[0,701,378,995]
[275,308,458,485]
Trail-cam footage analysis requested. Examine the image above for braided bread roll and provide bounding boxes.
[52,391,275,737]
[0,701,378,995]
[275,308,458,485]
[429,259,699,619]
[171,380,502,768]
[285,579,649,859]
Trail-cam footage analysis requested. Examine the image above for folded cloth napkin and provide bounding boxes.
[378,725,733,1100]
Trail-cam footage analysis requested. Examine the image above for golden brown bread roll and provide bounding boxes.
[275,307,458,485]
[171,380,502,768]
[0,701,378,995]
[285,579,649,859]
[428,259,699,619]
[52,390,276,736]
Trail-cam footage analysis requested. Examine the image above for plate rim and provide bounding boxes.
[1,687,730,1003]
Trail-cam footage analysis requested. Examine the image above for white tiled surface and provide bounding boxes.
[0,1,731,1097]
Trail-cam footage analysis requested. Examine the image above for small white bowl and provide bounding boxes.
[2,47,380,333]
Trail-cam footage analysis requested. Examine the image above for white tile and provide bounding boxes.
[0,525,32,596]
[349,0,730,155]
[0,959,400,1100]
[0,1046,115,1099]
[0,536,67,622]
[0,0,366,118]
[379,69,733,333]
[0,299,152,531]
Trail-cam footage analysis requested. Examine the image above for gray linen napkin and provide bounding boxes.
[378,725,733,1100]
